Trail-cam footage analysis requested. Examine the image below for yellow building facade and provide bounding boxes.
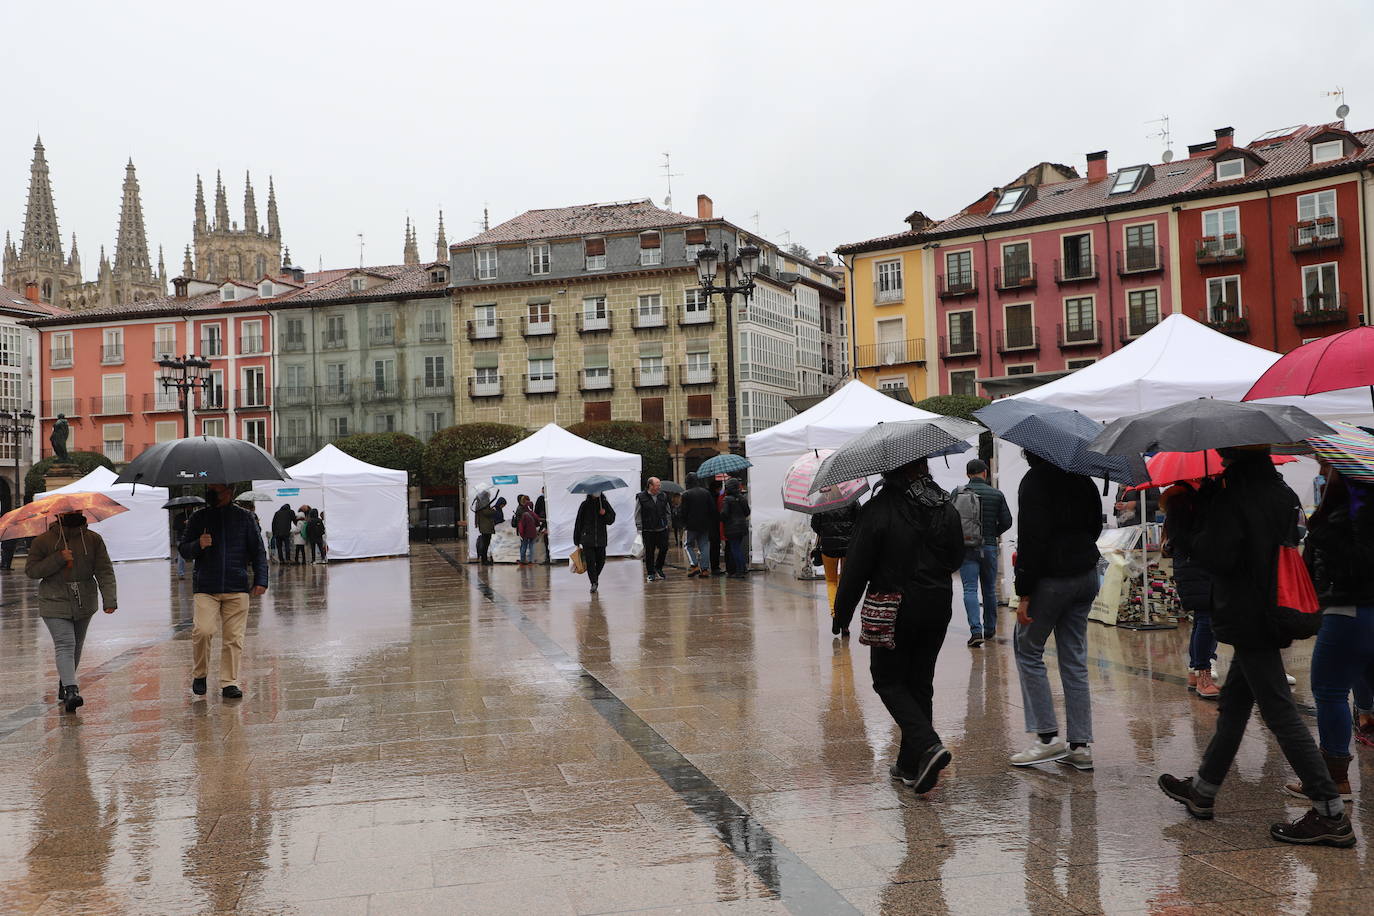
[838,236,933,401]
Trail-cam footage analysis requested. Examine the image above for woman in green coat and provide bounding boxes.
[25,512,118,713]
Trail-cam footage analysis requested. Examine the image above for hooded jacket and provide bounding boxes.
[679,484,718,533]
[810,503,859,558]
[271,505,295,538]
[26,520,118,619]
[1304,486,1374,607]
[720,480,751,539]
[179,503,270,595]
[573,495,617,548]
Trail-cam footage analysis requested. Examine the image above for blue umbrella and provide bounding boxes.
[568,474,629,495]
[696,453,752,477]
[975,399,1147,485]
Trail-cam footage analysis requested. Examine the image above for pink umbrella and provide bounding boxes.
[782,450,869,514]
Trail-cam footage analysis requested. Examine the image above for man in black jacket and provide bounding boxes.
[1159,449,1352,847]
[679,474,716,578]
[179,483,269,699]
[573,493,616,594]
[270,503,294,563]
[833,459,964,794]
[1009,451,1103,771]
[635,478,671,582]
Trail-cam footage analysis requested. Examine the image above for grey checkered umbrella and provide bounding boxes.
[808,418,982,493]
[975,399,1147,485]
[1091,398,1335,456]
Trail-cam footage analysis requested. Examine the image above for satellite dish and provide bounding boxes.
[1162,150,1175,163]
[1337,103,1350,119]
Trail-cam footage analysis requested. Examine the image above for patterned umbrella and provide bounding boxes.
[0,492,129,541]
[783,450,870,514]
[1306,422,1374,483]
[696,453,752,477]
[809,418,981,493]
[976,399,1147,485]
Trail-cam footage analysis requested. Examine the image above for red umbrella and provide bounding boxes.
[1244,326,1374,408]
[1126,449,1296,492]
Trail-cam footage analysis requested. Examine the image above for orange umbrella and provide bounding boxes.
[0,492,129,541]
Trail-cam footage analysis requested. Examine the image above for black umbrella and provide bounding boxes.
[568,474,628,495]
[657,480,685,495]
[809,418,982,492]
[975,399,1147,485]
[115,436,291,487]
[1091,399,1335,456]
[161,496,206,510]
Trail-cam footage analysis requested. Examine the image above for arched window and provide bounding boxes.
[255,255,266,278]
[40,279,52,302]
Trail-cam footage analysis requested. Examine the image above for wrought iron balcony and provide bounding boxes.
[468,376,503,398]
[994,264,1036,291]
[1118,315,1159,343]
[1057,321,1102,349]
[522,316,556,337]
[362,379,402,402]
[680,362,717,385]
[143,393,182,413]
[1200,305,1248,336]
[318,383,353,404]
[633,310,668,330]
[238,336,265,355]
[939,333,981,359]
[1053,255,1098,283]
[199,338,225,357]
[579,369,614,392]
[1117,246,1164,276]
[321,333,348,350]
[100,344,124,364]
[873,281,904,304]
[1291,217,1343,253]
[678,303,714,325]
[1195,235,1246,264]
[1293,291,1350,326]
[275,436,317,460]
[49,349,73,369]
[91,394,132,415]
[467,318,502,341]
[414,377,454,397]
[275,386,314,407]
[681,418,717,441]
[938,271,978,298]
[41,398,80,418]
[996,326,1039,353]
[633,365,671,388]
[418,322,447,342]
[235,388,270,410]
[279,334,306,352]
[577,311,613,334]
[856,338,926,368]
[523,372,558,395]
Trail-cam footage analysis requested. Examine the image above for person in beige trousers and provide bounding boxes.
[178,483,268,699]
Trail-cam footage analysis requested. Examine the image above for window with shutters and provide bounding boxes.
[476,248,497,280]
[684,227,708,262]
[687,394,712,418]
[528,243,550,275]
[584,237,606,271]
[584,401,611,423]
[639,232,662,266]
[640,397,664,426]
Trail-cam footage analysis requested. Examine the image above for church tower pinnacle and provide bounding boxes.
[214,171,230,229]
[435,210,447,262]
[267,177,280,239]
[191,170,282,284]
[20,136,64,264]
[183,245,194,277]
[243,172,258,234]
[194,175,207,234]
[403,217,419,266]
[113,159,152,279]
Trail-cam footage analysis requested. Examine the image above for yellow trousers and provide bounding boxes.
[823,555,843,615]
[192,592,250,688]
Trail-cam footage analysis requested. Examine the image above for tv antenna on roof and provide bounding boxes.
[1325,87,1350,120]
[357,233,364,267]
[660,152,683,210]
[1146,115,1174,163]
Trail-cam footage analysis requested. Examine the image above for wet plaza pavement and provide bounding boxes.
[1,547,1373,915]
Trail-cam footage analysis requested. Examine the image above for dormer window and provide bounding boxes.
[1215,159,1246,181]
[429,266,448,284]
[349,276,365,292]
[991,187,1028,215]
[1110,166,1146,195]
[1312,139,1345,164]
[259,281,273,298]
[221,285,236,302]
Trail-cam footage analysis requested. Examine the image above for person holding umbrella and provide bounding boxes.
[573,492,617,594]
[679,474,716,578]
[270,503,295,564]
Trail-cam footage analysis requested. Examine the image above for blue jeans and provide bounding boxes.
[685,530,711,570]
[1014,569,1098,743]
[960,545,999,637]
[519,538,535,563]
[1188,610,1217,671]
[726,537,747,574]
[1311,607,1374,755]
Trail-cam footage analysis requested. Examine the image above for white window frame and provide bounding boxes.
[1205,275,1242,321]
[1202,206,1240,240]
[154,420,178,443]
[102,423,125,462]
[1312,140,1344,164]
[1110,166,1145,195]
[874,258,903,302]
[1301,262,1340,311]
[636,294,665,327]
[1125,287,1161,337]
[202,323,223,357]
[240,366,266,408]
[240,319,263,354]
[475,365,499,385]
[1060,231,1093,278]
[1215,158,1245,181]
[50,377,74,416]
[582,295,609,330]
[584,238,606,271]
[201,417,226,437]
[1121,220,1158,266]
[52,331,73,366]
[999,240,1032,285]
[875,316,906,365]
[349,276,366,292]
[1002,301,1035,350]
[242,418,267,449]
[944,249,974,288]
[528,243,551,275]
[945,309,976,354]
[100,374,126,414]
[991,186,1027,215]
[1062,295,1097,341]
[639,234,662,266]
[154,324,177,359]
[327,416,349,438]
[947,369,977,396]
[1005,363,1037,376]
[423,355,446,389]
[475,248,498,280]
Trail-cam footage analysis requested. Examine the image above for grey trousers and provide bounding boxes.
[1014,569,1099,744]
[42,616,92,687]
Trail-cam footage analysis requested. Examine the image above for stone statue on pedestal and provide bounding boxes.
[50,415,69,462]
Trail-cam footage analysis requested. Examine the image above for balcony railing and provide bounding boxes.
[369,326,395,345]
[276,386,314,407]
[681,418,717,441]
[1196,235,1246,264]
[634,365,671,388]
[681,362,717,385]
[50,349,74,368]
[873,282,904,304]
[1291,217,1343,253]
[275,436,317,460]
[467,318,502,341]
[1118,315,1160,343]
[239,336,265,355]
[280,334,306,352]
[414,377,454,397]
[41,398,80,418]
[362,379,402,402]
[577,312,613,334]
[1054,255,1098,283]
[469,376,503,398]
[939,333,981,359]
[200,338,224,357]
[143,393,182,413]
[1201,305,1249,336]
[103,441,125,463]
[937,271,978,298]
[579,369,614,391]
[1057,321,1102,349]
[91,394,132,415]
[996,326,1039,353]
[678,304,714,325]
[152,342,179,359]
[321,333,348,350]
[319,383,353,404]
[1293,291,1350,326]
[235,388,270,410]
[419,322,447,342]
[522,316,556,337]
[523,373,557,395]
[198,390,226,410]
[100,344,124,364]
[855,338,926,368]
[1117,246,1164,275]
[994,264,1036,291]
[633,310,667,330]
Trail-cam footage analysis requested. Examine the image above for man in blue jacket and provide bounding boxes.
[179,483,269,699]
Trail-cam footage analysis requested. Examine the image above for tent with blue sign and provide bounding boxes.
[251,444,408,560]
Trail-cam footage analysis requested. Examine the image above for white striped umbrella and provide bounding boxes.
[782,450,870,514]
[809,418,982,493]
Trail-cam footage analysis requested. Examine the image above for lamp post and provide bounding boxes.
[157,355,213,438]
[0,409,34,571]
[694,241,760,452]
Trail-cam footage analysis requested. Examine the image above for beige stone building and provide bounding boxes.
[191,171,282,284]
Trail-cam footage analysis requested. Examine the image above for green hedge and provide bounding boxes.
[565,421,672,484]
[332,433,424,479]
[26,452,115,503]
[915,394,994,464]
[422,423,528,487]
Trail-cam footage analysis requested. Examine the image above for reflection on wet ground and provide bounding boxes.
[1,548,1372,914]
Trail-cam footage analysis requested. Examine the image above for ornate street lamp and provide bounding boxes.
[157,355,213,438]
[0,408,34,570]
[695,241,760,451]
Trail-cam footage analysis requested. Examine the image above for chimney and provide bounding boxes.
[697,194,713,220]
[172,276,190,299]
[1215,127,1235,151]
[288,265,305,285]
[23,281,38,302]
[1086,150,1109,183]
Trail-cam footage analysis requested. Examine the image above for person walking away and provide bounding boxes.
[680,474,716,578]
[669,492,684,547]
[1009,450,1103,771]
[290,515,306,565]
[179,483,269,700]
[271,503,294,564]
[635,478,671,582]
[573,493,616,594]
[1281,469,1374,804]
[172,510,189,578]
[304,509,327,564]
[1162,484,1219,699]
[515,495,541,565]
[534,490,549,564]
[721,478,751,578]
[953,458,1012,647]
[709,479,725,576]
[25,511,117,713]
[833,458,963,793]
[473,492,498,565]
[1158,447,1353,847]
[811,502,859,617]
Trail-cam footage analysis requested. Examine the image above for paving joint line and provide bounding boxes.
[433,546,860,916]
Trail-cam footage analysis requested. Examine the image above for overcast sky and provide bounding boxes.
[4,0,1373,276]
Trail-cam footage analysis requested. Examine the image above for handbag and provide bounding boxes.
[570,547,587,575]
[858,591,902,649]
[1274,545,1321,640]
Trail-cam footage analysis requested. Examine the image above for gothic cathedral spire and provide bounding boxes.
[403,217,419,266]
[435,210,447,262]
[214,170,230,228]
[113,159,152,280]
[194,174,207,233]
[21,136,64,263]
[267,177,280,239]
[244,172,258,234]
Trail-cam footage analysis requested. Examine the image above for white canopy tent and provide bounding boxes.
[252,444,408,560]
[744,379,971,565]
[39,466,170,562]
[464,424,641,561]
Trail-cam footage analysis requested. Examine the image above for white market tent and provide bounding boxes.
[252,444,408,560]
[38,466,170,562]
[464,423,641,560]
[744,379,970,562]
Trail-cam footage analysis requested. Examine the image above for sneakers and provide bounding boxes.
[645,574,658,583]
[1157,773,1215,820]
[1010,737,1068,766]
[1286,673,1297,686]
[589,582,599,594]
[890,744,953,794]
[1194,669,1220,700]
[192,677,207,696]
[966,634,984,648]
[1058,746,1094,771]
[222,685,243,700]
[889,763,919,786]
[1271,808,1356,847]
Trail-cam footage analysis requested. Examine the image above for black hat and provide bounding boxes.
[966,458,989,475]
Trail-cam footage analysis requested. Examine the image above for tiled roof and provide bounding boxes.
[279,263,448,304]
[455,199,702,247]
[0,284,70,317]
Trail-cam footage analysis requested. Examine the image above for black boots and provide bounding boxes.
[58,684,84,714]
